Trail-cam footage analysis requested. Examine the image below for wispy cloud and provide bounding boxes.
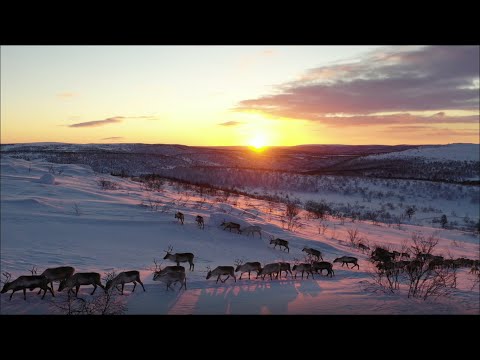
[57,92,78,99]
[314,113,479,127]
[69,117,124,128]
[236,46,479,127]
[101,136,124,140]
[68,115,158,128]
[218,121,243,126]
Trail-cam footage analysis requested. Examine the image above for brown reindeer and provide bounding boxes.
[1,272,54,301]
[58,272,105,297]
[206,266,236,283]
[175,212,184,224]
[105,271,145,295]
[195,215,205,229]
[37,266,75,295]
[163,245,195,271]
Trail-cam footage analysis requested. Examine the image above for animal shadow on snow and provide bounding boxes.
[195,276,322,314]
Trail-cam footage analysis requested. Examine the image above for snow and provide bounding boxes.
[366,143,480,162]
[38,173,56,184]
[1,156,478,314]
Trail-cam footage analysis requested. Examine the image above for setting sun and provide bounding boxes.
[249,133,268,151]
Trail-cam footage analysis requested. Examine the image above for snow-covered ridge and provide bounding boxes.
[0,156,478,314]
[365,144,479,162]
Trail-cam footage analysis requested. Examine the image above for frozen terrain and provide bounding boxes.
[1,156,479,314]
[365,143,480,162]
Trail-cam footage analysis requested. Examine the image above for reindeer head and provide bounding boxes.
[234,259,244,272]
[58,279,68,292]
[163,245,174,259]
[1,272,12,293]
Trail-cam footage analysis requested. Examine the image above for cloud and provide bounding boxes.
[236,46,479,124]
[314,113,479,127]
[218,121,243,126]
[382,126,477,137]
[57,92,78,99]
[69,117,123,128]
[68,115,158,128]
[101,136,124,140]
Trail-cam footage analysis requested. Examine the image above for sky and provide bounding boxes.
[1,45,478,146]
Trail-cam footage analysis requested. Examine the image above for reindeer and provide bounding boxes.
[312,261,334,277]
[37,266,75,295]
[292,263,315,279]
[152,258,185,281]
[175,211,184,225]
[278,262,293,278]
[333,256,360,269]
[221,220,241,233]
[58,272,105,297]
[234,259,262,280]
[302,247,323,261]
[1,272,54,300]
[163,245,195,271]
[195,215,204,229]
[269,237,289,252]
[153,270,187,291]
[206,266,236,283]
[258,263,280,280]
[358,243,370,252]
[241,226,262,238]
[105,271,145,295]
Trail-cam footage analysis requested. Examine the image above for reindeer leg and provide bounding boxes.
[91,284,97,295]
[9,290,16,300]
[121,283,125,295]
[216,275,221,284]
[75,285,80,297]
[222,275,230,283]
[138,279,145,292]
[48,285,55,297]
[132,282,137,293]
[248,271,251,280]
[23,288,27,300]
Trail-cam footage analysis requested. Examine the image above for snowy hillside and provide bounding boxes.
[365,144,479,162]
[1,156,479,314]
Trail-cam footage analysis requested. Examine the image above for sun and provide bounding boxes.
[248,133,268,152]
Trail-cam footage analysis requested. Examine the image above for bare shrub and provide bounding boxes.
[98,178,118,190]
[73,203,81,216]
[51,271,126,315]
[318,221,328,235]
[285,201,301,231]
[347,228,360,247]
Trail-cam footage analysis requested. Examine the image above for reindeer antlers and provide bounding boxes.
[153,258,163,272]
[2,272,12,284]
[29,266,37,275]
[234,258,244,266]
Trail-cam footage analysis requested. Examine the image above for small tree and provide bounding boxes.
[405,206,416,220]
[440,214,448,228]
[285,201,300,231]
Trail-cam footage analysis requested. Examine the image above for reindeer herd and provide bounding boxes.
[1,212,366,300]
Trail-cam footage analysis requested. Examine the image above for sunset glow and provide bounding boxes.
[248,133,268,151]
[1,46,478,145]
